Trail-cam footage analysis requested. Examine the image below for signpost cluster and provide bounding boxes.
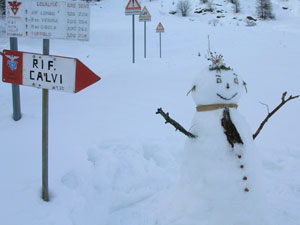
[125,0,165,62]
[3,0,165,203]
[3,0,100,202]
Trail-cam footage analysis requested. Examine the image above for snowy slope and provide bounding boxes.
[0,0,300,225]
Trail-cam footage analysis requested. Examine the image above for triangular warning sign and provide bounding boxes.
[125,0,141,15]
[139,6,151,18]
[139,6,151,22]
[156,22,164,33]
[125,0,141,11]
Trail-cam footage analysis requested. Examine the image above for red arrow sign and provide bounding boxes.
[2,50,100,93]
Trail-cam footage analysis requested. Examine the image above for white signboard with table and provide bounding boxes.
[6,0,90,41]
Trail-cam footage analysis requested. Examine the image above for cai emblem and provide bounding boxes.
[8,1,22,16]
[6,55,19,71]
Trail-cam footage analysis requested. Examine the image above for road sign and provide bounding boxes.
[156,22,164,58]
[6,0,90,41]
[139,6,151,22]
[156,22,165,33]
[125,0,141,15]
[2,50,100,93]
[125,0,141,63]
[139,6,151,58]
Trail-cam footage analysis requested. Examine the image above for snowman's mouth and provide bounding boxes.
[217,93,238,100]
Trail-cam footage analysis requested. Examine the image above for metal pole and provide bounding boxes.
[159,32,162,58]
[144,21,146,58]
[9,37,22,121]
[42,39,49,202]
[132,14,135,63]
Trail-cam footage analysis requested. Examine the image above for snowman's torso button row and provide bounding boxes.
[236,153,250,192]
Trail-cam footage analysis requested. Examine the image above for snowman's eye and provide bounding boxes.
[216,78,222,83]
[234,78,239,84]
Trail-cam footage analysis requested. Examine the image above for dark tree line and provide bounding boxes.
[0,0,5,16]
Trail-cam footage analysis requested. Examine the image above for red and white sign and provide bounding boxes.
[6,0,26,37]
[156,22,165,33]
[125,0,141,15]
[2,50,100,93]
[8,1,22,15]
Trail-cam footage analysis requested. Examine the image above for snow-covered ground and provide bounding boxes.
[0,0,299,224]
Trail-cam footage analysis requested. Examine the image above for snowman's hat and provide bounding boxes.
[207,52,231,71]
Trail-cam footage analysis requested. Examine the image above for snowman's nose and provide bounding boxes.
[226,83,230,89]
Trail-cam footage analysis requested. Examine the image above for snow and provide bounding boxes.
[0,0,300,225]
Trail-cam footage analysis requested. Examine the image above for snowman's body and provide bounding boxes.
[159,67,267,225]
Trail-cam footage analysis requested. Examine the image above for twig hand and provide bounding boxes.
[156,108,197,138]
[253,92,299,140]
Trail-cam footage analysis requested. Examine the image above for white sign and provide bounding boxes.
[23,53,76,92]
[139,6,151,22]
[6,0,90,41]
[3,50,101,93]
[6,0,26,37]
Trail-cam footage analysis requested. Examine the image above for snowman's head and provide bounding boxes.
[191,67,246,106]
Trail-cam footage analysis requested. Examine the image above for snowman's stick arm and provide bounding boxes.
[253,92,299,140]
[156,108,197,138]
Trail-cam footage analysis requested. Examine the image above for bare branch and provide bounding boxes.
[253,92,299,140]
[156,108,197,138]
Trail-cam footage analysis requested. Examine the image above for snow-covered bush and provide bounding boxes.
[177,0,192,17]
[245,19,256,26]
[256,0,275,20]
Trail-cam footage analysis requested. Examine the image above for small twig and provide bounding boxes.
[186,85,196,96]
[243,81,248,93]
[253,92,299,140]
[156,108,197,138]
[259,102,270,114]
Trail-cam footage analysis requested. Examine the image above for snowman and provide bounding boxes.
[157,54,268,225]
